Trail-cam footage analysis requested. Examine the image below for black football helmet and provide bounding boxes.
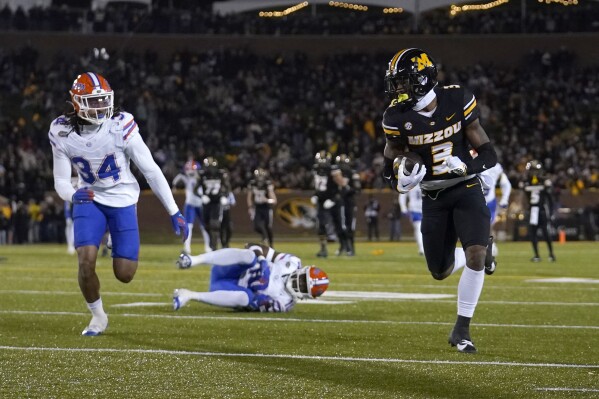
[384,48,438,108]
[526,160,543,172]
[203,157,218,168]
[335,154,351,165]
[254,168,269,180]
[315,150,332,166]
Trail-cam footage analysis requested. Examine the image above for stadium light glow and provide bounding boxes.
[258,1,309,17]
[538,0,578,5]
[328,1,368,11]
[450,0,509,15]
[383,7,404,13]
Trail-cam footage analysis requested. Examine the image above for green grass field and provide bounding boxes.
[0,240,598,398]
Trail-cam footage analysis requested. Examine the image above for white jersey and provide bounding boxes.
[399,184,423,214]
[172,173,203,207]
[49,112,178,214]
[479,163,511,205]
[237,251,298,312]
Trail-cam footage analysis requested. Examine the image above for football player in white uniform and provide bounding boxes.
[172,160,211,254]
[173,244,329,312]
[49,72,188,336]
[399,184,424,256]
[478,162,511,257]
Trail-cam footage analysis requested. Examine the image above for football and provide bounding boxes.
[393,152,424,177]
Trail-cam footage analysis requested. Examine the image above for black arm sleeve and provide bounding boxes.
[464,142,497,174]
[383,156,397,190]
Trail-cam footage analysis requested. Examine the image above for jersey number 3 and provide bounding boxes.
[72,154,121,185]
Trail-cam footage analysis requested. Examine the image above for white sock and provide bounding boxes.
[87,298,107,318]
[191,290,250,308]
[457,267,485,318]
[189,248,255,267]
[183,223,193,253]
[492,241,498,257]
[451,247,467,275]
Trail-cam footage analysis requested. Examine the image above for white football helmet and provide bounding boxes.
[285,266,329,300]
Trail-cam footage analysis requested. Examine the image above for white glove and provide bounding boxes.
[266,198,276,205]
[499,200,509,209]
[310,196,318,205]
[443,156,467,176]
[201,195,211,204]
[396,158,426,194]
[220,196,229,206]
[323,199,335,209]
[248,207,255,220]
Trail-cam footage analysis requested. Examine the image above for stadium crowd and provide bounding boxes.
[1,1,599,35]
[0,42,597,244]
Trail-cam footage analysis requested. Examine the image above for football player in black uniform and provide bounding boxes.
[196,157,230,251]
[332,154,361,255]
[381,48,498,353]
[522,160,556,262]
[311,151,345,258]
[247,168,277,247]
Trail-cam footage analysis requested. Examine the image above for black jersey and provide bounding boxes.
[523,174,554,215]
[313,163,338,201]
[383,85,480,186]
[248,178,274,206]
[198,167,228,201]
[338,164,361,199]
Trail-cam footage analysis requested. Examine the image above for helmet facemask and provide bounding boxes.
[72,91,114,125]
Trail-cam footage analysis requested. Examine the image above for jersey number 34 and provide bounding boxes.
[72,154,121,185]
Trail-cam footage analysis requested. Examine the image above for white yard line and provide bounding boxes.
[535,388,599,392]
[0,345,597,369]
[1,310,598,330]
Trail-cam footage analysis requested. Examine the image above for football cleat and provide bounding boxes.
[448,328,477,354]
[176,253,192,269]
[530,256,541,263]
[173,288,191,311]
[484,236,496,275]
[548,255,556,262]
[316,249,328,258]
[82,315,108,336]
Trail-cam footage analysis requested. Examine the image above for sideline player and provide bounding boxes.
[247,168,277,247]
[173,244,329,312]
[381,48,497,353]
[172,160,211,254]
[49,72,188,336]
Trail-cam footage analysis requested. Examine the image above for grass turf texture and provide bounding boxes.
[0,241,598,398]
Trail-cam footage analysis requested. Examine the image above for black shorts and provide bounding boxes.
[420,178,490,275]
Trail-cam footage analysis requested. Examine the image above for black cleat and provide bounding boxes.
[548,255,556,262]
[484,236,496,275]
[448,328,477,354]
[316,249,328,258]
[531,256,541,263]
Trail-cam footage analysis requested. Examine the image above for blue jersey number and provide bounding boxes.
[72,154,121,185]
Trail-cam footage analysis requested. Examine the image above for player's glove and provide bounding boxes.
[72,188,94,204]
[444,156,467,176]
[323,199,335,209]
[499,200,509,209]
[220,196,229,206]
[248,256,271,291]
[396,158,426,194]
[248,207,255,221]
[201,195,211,204]
[310,196,318,205]
[170,211,189,242]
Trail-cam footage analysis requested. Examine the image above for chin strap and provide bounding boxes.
[412,87,437,111]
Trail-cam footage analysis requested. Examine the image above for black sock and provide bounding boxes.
[454,315,472,339]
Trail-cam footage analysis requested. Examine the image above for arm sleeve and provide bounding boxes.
[398,193,408,213]
[52,146,76,203]
[126,134,179,215]
[464,142,497,174]
[498,173,512,204]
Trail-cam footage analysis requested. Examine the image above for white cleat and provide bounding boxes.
[82,315,108,336]
[173,288,191,311]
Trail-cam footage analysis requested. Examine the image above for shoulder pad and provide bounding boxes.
[49,116,73,138]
